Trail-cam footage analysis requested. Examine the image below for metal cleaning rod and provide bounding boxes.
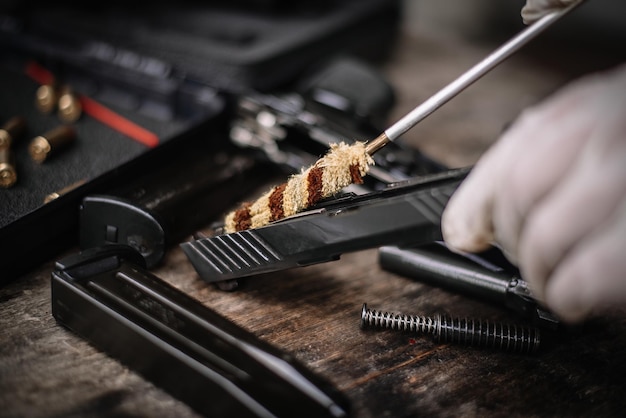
[365,1,584,155]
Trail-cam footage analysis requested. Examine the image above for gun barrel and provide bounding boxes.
[378,243,561,329]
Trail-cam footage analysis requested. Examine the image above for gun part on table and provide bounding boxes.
[51,245,351,418]
[229,90,446,194]
[181,167,469,284]
[378,243,560,330]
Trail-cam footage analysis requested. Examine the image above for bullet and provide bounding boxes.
[35,84,58,114]
[44,179,86,203]
[0,116,27,149]
[0,147,17,188]
[57,86,82,123]
[29,125,77,163]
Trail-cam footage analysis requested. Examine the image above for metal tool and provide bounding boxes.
[365,1,584,155]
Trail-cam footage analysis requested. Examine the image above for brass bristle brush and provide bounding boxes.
[224,2,582,233]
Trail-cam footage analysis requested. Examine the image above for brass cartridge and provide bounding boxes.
[57,87,82,123]
[29,125,77,163]
[35,84,58,114]
[0,116,27,149]
[44,179,86,203]
[0,147,17,188]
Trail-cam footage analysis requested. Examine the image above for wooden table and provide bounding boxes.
[2,29,626,418]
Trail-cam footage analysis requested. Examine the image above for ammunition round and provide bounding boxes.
[0,148,17,188]
[29,125,76,163]
[35,84,58,114]
[0,130,10,150]
[0,116,27,149]
[57,89,82,123]
[43,191,60,203]
[43,179,86,203]
[29,136,51,163]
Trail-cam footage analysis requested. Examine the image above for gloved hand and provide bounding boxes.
[521,0,580,24]
[441,63,626,323]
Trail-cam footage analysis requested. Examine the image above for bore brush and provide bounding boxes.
[224,2,582,233]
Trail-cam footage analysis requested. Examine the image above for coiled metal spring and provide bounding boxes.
[360,303,540,354]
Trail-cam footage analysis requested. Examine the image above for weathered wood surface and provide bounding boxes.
[2,31,626,418]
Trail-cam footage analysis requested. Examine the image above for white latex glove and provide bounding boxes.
[441,63,626,323]
[521,0,580,24]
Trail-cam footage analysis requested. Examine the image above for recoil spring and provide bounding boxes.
[360,303,540,354]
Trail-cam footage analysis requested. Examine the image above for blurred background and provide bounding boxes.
[402,0,626,44]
